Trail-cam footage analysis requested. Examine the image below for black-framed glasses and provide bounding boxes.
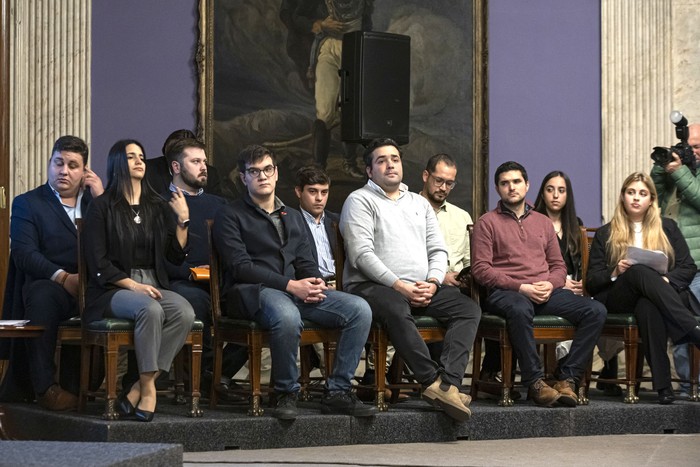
[430,175,456,189]
[245,165,276,178]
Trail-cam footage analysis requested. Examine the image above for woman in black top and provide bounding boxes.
[84,139,195,421]
[586,172,700,404]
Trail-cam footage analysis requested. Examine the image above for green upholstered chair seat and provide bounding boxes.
[479,313,575,328]
[604,313,637,326]
[413,315,445,328]
[86,318,204,332]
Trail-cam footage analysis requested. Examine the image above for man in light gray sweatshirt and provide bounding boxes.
[340,137,481,422]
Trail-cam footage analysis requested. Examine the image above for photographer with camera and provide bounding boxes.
[650,114,700,399]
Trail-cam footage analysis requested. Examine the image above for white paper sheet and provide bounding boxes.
[626,246,668,274]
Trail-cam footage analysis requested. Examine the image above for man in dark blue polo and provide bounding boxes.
[163,138,247,401]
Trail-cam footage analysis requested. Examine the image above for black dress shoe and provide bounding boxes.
[658,387,675,405]
[133,407,154,422]
[211,382,246,403]
[117,392,136,417]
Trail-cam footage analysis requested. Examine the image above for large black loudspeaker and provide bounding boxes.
[340,31,410,145]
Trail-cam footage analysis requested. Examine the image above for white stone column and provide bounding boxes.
[601,0,672,221]
[9,0,91,198]
[671,0,700,115]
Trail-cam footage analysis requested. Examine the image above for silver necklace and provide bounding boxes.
[130,206,142,224]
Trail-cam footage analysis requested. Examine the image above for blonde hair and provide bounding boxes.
[607,172,674,268]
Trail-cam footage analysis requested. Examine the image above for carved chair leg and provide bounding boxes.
[102,342,120,420]
[499,334,514,407]
[373,334,389,411]
[623,331,640,404]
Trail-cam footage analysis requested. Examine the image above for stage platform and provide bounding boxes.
[3,389,700,452]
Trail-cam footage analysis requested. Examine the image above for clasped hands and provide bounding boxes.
[393,280,437,307]
[519,281,554,304]
[288,277,328,303]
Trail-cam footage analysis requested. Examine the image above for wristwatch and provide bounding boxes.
[427,278,441,291]
[178,219,190,228]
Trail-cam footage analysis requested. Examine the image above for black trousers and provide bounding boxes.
[485,288,606,387]
[23,279,78,394]
[597,265,699,390]
[350,282,481,388]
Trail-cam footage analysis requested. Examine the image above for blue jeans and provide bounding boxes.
[247,287,371,394]
[673,272,700,391]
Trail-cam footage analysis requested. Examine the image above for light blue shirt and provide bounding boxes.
[301,208,335,278]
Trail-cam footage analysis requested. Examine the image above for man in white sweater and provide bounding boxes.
[340,138,481,422]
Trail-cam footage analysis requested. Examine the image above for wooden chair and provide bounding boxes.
[206,220,339,416]
[333,222,447,411]
[580,226,640,403]
[581,226,700,403]
[75,219,204,420]
[469,225,589,406]
[53,316,81,382]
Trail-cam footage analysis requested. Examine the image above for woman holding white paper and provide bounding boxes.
[587,172,700,404]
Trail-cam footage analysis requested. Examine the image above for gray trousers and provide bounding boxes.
[108,269,195,374]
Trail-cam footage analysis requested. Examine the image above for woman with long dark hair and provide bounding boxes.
[534,171,582,294]
[83,139,195,421]
[587,172,700,404]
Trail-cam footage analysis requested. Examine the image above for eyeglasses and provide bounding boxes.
[245,165,276,178]
[430,175,456,189]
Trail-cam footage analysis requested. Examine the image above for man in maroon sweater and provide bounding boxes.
[471,161,606,407]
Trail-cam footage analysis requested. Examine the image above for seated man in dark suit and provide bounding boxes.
[163,138,247,401]
[0,135,103,410]
[213,144,377,420]
[294,166,338,287]
[146,129,224,197]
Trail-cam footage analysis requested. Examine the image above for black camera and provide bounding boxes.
[651,110,696,173]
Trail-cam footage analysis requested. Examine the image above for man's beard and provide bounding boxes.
[428,189,447,205]
[182,171,207,189]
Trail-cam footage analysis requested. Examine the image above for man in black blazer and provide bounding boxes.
[213,145,376,420]
[0,135,103,410]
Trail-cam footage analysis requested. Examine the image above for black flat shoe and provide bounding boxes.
[116,392,135,416]
[658,387,675,405]
[133,407,154,422]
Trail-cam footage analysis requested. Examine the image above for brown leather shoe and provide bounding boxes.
[528,379,560,407]
[422,377,471,421]
[553,379,578,407]
[37,384,78,411]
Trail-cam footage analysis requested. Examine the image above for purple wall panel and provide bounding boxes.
[488,0,602,226]
[91,0,198,179]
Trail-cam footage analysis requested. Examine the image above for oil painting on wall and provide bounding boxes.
[198,0,486,214]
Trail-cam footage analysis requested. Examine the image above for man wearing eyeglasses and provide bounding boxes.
[213,144,376,420]
[340,138,481,422]
[420,154,473,288]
